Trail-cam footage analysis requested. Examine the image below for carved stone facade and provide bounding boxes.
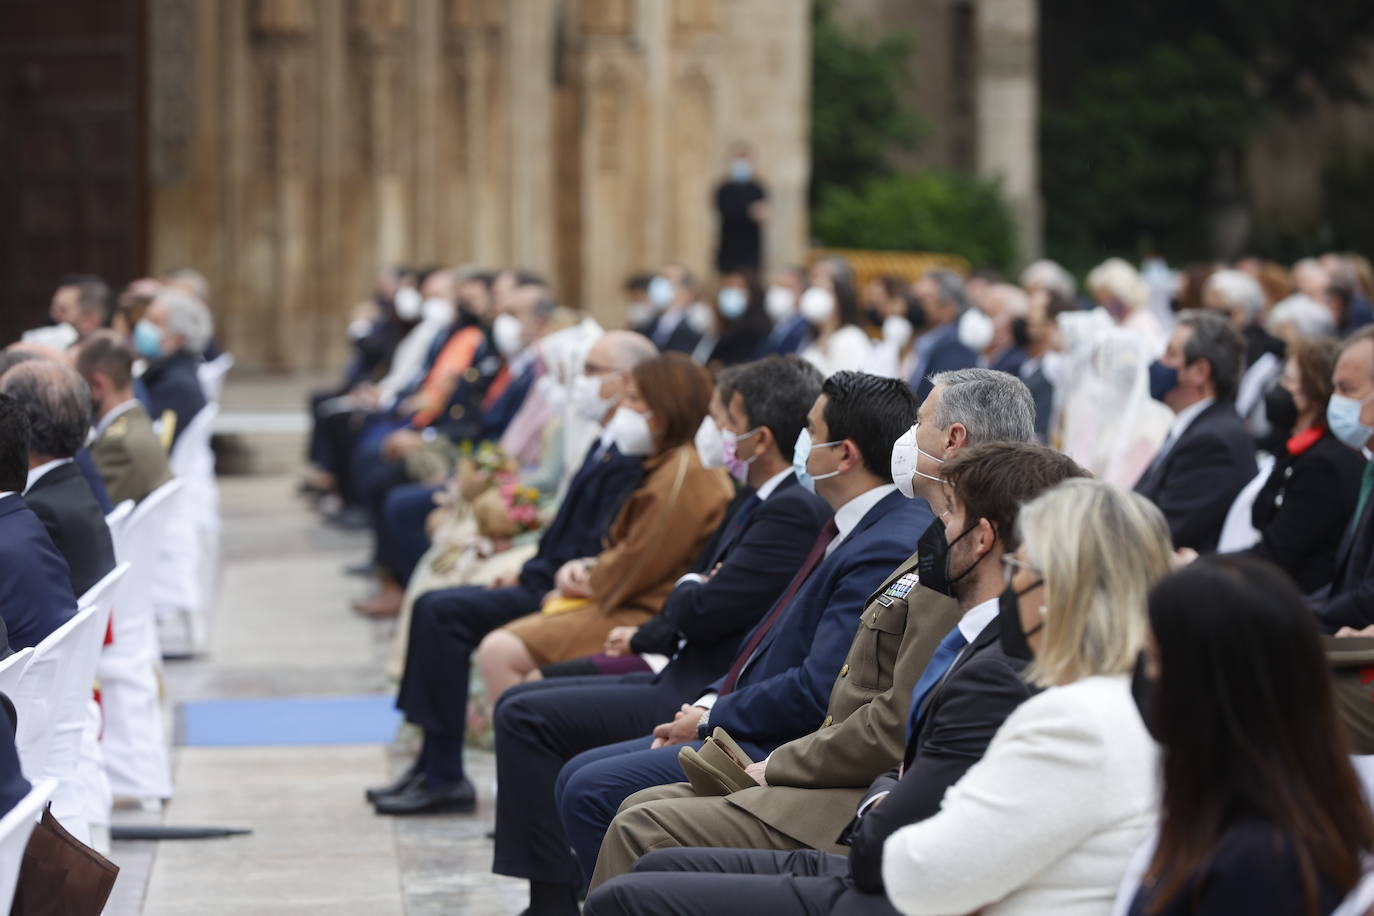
[146,0,810,371]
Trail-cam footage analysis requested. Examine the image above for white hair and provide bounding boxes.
[1019,259,1076,299]
[1266,293,1336,340]
[1205,269,1265,323]
[155,289,215,353]
[988,283,1030,319]
[1086,258,1147,313]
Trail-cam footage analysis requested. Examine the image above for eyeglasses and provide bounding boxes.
[1001,553,1043,586]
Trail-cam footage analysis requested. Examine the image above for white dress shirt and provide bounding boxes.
[827,484,897,555]
[1159,396,1214,456]
[883,673,1159,916]
[24,457,75,494]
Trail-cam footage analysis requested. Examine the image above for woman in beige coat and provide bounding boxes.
[477,353,732,703]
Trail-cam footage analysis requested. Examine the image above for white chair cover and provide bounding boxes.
[103,500,134,541]
[0,779,57,915]
[1217,455,1276,553]
[12,606,100,787]
[0,651,33,706]
[101,480,179,801]
[40,564,126,845]
[197,352,234,403]
[161,404,221,655]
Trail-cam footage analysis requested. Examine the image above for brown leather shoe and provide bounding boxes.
[352,582,403,617]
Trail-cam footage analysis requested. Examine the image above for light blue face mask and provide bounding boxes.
[792,427,844,493]
[1328,393,1374,450]
[718,287,748,320]
[133,319,164,360]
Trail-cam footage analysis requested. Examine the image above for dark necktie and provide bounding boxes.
[720,518,838,695]
[1352,461,1374,534]
[906,625,967,741]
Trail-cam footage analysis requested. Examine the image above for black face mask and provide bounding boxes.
[864,307,885,328]
[943,521,984,595]
[1130,651,1161,742]
[997,582,1043,661]
[1263,385,1299,439]
[1011,316,1031,349]
[917,520,952,596]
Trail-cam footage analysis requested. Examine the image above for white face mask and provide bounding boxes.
[729,158,754,183]
[422,297,455,325]
[883,315,914,349]
[694,416,726,469]
[957,308,995,352]
[799,287,836,325]
[718,287,748,320]
[686,302,715,335]
[607,405,655,457]
[765,286,797,322]
[572,373,618,421]
[493,313,525,359]
[889,423,944,500]
[648,276,675,309]
[393,287,422,322]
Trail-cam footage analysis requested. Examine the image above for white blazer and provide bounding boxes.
[883,673,1160,916]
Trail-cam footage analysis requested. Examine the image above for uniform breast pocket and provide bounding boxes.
[846,598,908,690]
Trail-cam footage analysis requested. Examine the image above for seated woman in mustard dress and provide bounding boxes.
[476,352,733,704]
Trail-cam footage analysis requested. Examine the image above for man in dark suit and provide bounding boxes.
[482,356,833,913]
[1134,310,1257,554]
[1313,326,1374,632]
[137,288,210,449]
[648,265,704,356]
[0,393,78,652]
[0,361,116,597]
[582,443,1087,916]
[365,331,657,812]
[908,271,978,404]
[547,372,931,902]
[75,331,174,506]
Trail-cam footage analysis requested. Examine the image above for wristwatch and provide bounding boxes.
[695,706,712,739]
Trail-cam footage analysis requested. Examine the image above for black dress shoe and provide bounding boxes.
[372,776,476,815]
[364,766,421,803]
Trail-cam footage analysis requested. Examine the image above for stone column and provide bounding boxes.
[974,0,1040,264]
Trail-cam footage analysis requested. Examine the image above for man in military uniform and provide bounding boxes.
[75,331,173,505]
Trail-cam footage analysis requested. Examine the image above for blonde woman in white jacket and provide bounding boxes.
[882,478,1175,916]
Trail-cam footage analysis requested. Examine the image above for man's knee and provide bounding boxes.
[617,781,693,815]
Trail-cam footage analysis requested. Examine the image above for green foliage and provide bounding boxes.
[809,0,921,202]
[1041,35,1255,269]
[1040,0,1374,266]
[1325,151,1374,257]
[812,172,1017,272]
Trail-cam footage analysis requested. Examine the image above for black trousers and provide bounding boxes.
[395,583,542,742]
[491,674,674,886]
[584,847,899,916]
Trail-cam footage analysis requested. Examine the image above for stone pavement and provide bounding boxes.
[104,470,527,914]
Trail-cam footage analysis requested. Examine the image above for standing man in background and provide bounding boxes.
[714,143,768,276]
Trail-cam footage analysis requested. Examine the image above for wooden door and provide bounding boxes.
[0,0,144,345]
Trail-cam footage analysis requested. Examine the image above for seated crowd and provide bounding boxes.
[8,248,1374,914]
[289,251,1374,915]
[0,271,220,837]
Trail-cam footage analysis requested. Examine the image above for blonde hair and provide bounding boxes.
[1086,257,1147,313]
[1017,478,1173,688]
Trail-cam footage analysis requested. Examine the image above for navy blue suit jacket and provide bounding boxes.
[479,360,538,442]
[0,495,78,651]
[987,346,1029,378]
[141,350,207,448]
[760,315,810,358]
[518,440,644,596]
[643,474,833,696]
[705,490,934,747]
[912,323,978,404]
[73,449,114,514]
